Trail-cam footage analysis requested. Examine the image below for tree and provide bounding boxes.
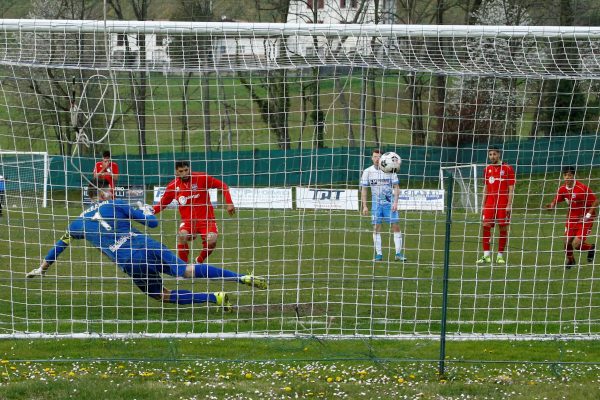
[170,0,217,151]
[535,0,587,136]
[237,0,292,150]
[8,0,106,156]
[438,0,532,146]
[106,0,152,156]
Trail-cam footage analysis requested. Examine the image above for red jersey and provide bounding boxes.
[153,172,233,221]
[553,181,597,222]
[93,161,119,189]
[484,162,515,202]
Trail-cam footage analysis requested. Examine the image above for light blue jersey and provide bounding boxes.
[360,165,400,224]
[360,165,399,206]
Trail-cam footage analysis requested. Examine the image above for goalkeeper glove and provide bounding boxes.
[26,266,47,278]
[136,201,155,216]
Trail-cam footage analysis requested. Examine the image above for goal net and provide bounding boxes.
[440,164,484,213]
[0,151,49,209]
[1,19,599,340]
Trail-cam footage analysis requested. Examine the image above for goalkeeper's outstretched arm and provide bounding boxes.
[27,230,78,278]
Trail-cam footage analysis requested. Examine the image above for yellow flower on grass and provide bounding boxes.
[245,372,253,379]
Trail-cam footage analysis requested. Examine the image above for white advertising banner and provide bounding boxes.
[153,187,292,209]
[296,187,359,210]
[397,189,445,211]
[230,187,293,209]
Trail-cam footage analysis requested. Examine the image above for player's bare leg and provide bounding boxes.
[195,232,217,264]
[177,229,193,262]
[572,236,595,263]
[565,237,576,269]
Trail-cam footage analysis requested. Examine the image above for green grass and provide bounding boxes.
[2,177,600,397]
[1,338,600,399]
[1,194,599,337]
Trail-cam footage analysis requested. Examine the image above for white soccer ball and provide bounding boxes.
[379,152,401,173]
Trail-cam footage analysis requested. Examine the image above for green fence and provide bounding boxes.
[47,135,600,190]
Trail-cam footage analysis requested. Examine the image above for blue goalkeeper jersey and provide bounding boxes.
[44,200,159,265]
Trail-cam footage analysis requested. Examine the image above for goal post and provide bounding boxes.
[439,164,484,214]
[0,19,600,341]
[0,151,49,209]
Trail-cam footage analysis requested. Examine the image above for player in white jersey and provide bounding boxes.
[360,149,407,262]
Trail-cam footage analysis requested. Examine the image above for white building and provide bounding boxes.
[285,0,390,59]
[109,33,172,69]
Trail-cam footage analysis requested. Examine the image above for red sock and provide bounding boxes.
[482,226,491,252]
[498,227,508,253]
[195,248,213,264]
[177,243,189,263]
[580,243,593,251]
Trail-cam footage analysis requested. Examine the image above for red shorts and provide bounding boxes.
[482,205,511,225]
[179,219,218,239]
[565,220,594,241]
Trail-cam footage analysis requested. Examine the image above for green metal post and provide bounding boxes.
[439,170,454,377]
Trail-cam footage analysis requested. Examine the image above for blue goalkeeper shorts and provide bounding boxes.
[118,238,188,296]
[371,203,399,225]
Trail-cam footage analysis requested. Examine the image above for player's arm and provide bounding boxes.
[506,166,516,213]
[111,162,119,183]
[27,223,82,278]
[507,184,515,214]
[545,190,563,210]
[392,183,400,212]
[152,182,175,215]
[128,203,159,228]
[361,186,369,216]
[584,190,599,222]
[360,170,370,216]
[207,175,235,216]
[93,163,102,178]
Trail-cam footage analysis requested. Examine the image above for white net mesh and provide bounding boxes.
[0,20,599,339]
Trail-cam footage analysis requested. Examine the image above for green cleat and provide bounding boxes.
[214,292,233,312]
[240,275,268,290]
[496,255,506,265]
[476,255,491,264]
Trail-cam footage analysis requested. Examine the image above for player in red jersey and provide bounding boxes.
[545,166,598,269]
[153,160,236,264]
[93,150,119,198]
[476,147,515,265]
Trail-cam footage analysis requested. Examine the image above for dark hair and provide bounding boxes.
[102,150,111,158]
[372,149,382,155]
[175,160,190,169]
[87,178,109,199]
[562,165,576,175]
[488,146,502,153]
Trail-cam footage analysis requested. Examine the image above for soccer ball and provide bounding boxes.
[379,152,401,173]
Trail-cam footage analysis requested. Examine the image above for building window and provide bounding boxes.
[307,0,325,9]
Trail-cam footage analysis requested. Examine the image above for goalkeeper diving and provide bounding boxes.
[27,179,266,310]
